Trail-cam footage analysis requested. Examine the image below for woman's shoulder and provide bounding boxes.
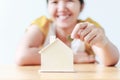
[79,17,101,28]
[31,16,52,36]
[31,16,51,28]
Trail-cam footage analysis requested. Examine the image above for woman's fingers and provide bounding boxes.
[71,22,88,39]
[71,22,105,46]
[84,28,98,44]
[78,23,95,41]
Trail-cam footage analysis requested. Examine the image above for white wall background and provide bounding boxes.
[0,0,120,65]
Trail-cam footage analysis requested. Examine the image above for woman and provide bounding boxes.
[16,0,119,66]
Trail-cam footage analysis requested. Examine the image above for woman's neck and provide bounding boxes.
[55,21,77,45]
[56,29,70,47]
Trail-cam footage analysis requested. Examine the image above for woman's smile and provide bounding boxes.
[57,14,72,22]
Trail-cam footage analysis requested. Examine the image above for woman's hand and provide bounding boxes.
[71,22,108,47]
[74,52,95,64]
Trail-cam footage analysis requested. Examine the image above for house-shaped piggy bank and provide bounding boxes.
[39,38,74,72]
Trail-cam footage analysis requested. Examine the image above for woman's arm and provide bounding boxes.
[15,25,44,66]
[71,22,119,66]
[92,37,119,66]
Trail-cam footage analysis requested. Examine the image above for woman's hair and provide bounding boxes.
[46,0,84,4]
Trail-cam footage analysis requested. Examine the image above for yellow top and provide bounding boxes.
[31,16,51,36]
[31,16,101,55]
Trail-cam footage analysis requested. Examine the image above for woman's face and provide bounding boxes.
[48,0,83,28]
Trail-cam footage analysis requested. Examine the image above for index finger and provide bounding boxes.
[71,22,88,39]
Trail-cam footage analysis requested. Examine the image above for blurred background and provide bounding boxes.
[0,0,120,65]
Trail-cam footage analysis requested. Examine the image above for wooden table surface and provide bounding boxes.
[0,64,120,80]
